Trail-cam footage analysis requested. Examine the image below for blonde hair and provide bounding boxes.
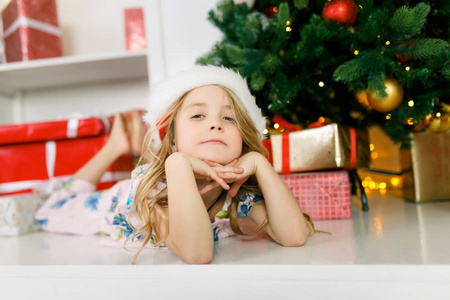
[128,85,315,262]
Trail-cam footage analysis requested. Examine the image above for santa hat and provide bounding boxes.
[144,65,266,149]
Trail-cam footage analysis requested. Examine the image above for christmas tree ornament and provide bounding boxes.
[234,0,255,9]
[367,77,404,112]
[322,0,358,26]
[424,104,450,133]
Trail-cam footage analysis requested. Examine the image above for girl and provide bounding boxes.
[36,66,316,264]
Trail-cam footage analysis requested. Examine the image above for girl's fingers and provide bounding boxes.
[227,178,248,198]
[199,181,220,195]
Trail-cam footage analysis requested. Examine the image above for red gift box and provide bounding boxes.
[0,117,134,196]
[124,8,147,51]
[0,117,109,145]
[281,170,352,220]
[2,0,62,62]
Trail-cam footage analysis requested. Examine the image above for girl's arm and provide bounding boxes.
[159,152,237,264]
[231,152,310,247]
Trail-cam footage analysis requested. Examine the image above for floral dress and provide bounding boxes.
[35,164,263,249]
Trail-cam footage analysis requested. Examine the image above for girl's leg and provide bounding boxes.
[73,113,132,186]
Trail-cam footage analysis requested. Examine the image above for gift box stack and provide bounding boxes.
[0,115,136,235]
[264,121,371,220]
[1,0,62,62]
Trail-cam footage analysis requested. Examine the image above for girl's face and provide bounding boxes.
[174,85,243,165]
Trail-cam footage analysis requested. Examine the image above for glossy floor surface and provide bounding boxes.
[1,189,449,265]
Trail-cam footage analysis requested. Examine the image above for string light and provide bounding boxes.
[274,123,280,129]
[263,128,269,135]
[371,152,379,159]
[286,21,291,25]
[370,144,375,151]
[318,116,325,123]
[354,50,359,55]
[405,66,410,71]
[408,100,414,107]
[436,112,441,118]
[318,81,325,87]
[379,182,387,190]
[286,27,292,32]
[386,114,391,120]
[391,178,400,187]
[385,41,390,45]
[406,118,414,125]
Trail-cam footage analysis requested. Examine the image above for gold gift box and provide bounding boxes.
[401,131,450,202]
[271,124,370,173]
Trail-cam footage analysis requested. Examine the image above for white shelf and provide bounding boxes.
[0,51,148,96]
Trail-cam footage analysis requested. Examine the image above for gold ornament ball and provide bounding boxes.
[424,107,450,133]
[367,77,404,112]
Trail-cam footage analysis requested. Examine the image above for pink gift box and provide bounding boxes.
[281,170,352,220]
[2,0,62,62]
[124,8,146,51]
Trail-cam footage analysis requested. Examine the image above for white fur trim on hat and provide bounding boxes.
[144,65,266,148]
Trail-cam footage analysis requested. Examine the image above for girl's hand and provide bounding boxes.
[168,153,243,193]
[200,152,262,197]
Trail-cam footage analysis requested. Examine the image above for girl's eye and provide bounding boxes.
[223,116,236,122]
[191,114,204,119]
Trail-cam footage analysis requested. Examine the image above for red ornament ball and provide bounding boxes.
[322,0,358,26]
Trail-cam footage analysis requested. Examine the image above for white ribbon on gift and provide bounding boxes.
[3,16,61,39]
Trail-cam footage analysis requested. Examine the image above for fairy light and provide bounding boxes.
[391,178,400,187]
[263,128,269,135]
[405,66,411,71]
[379,182,387,190]
[406,118,414,125]
[436,112,442,118]
[408,100,414,107]
[362,181,369,187]
[318,116,325,123]
[286,27,292,32]
[369,181,376,189]
[385,41,390,45]
[370,144,375,151]
[286,21,291,25]
[354,50,359,55]
[371,152,379,159]
[386,114,391,120]
[318,81,325,87]
[274,123,280,129]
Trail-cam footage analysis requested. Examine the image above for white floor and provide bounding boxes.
[1,190,449,299]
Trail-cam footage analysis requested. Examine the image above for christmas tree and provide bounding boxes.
[197,0,450,147]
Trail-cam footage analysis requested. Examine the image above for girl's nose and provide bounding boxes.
[209,121,223,131]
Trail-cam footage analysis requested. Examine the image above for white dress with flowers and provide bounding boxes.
[35,164,263,249]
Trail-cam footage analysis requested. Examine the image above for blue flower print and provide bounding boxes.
[52,195,76,209]
[84,192,101,211]
[237,193,263,217]
[109,192,120,212]
[212,225,220,242]
[112,212,134,239]
[37,219,48,227]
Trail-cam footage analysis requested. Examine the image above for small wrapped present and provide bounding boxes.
[124,8,147,51]
[1,0,62,62]
[269,123,370,174]
[0,193,47,236]
[281,170,352,220]
[0,116,109,145]
[401,131,450,202]
[0,116,134,196]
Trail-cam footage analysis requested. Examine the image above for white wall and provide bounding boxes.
[0,0,223,124]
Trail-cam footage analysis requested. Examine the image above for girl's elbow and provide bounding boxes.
[279,233,307,247]
[181,248,214,264]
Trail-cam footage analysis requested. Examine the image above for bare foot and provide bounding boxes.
[106,113,131,157]
[124,110,144,155]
